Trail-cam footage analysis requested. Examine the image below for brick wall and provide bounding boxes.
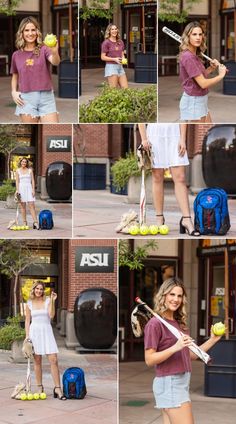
[73,124,110,158]
[39,124,72,176]
[67,239,118,312]
[187,124,213,158]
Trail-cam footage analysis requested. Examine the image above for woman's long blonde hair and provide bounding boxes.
[30,281,46,300]
[153,277,188,329]
[179,21,207,58]
[104,23,121,42]
[16,16,42,56]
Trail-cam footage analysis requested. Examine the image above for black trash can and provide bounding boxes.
[202,125,236,194]
[223,61,236,95]
[134,52,157,83]
[73,163,106,190]
[46,161,72,200]
[204,338,236,398]
[58,60,78,98]
[74,288,117,349]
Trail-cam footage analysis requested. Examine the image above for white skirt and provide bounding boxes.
[146,123,189,168]
[19,183,35,203]
[29,323,58,355]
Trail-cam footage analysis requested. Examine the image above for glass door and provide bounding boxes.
[128,11,141,65]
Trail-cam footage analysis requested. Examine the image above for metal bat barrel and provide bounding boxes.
[162,26,212,62]
[135,297,211,364]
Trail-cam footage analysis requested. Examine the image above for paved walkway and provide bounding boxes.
[73,188,236,239]
[0,197,72,238]
[158,75,236,123]
[0,75,78,124]
[120,360,236,424]
[0,330,117,424]
[80,68,156,106]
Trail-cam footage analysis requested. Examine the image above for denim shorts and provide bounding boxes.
[179,92,209,121]
[105,63,125,77]
[153,372,191,409]
[15,90,57,117]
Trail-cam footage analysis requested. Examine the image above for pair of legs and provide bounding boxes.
[107,74,128,88]
[34,353,63,398]
[19,112,59,123]
[152,166,195,234]
[20,201,37,226]
[162,402,194,424]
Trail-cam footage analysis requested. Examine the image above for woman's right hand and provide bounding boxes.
[173,335,194,352]
[218,64,227,78]
[12,91,24,106]
[141,139,150,151]
[114,57,122,65]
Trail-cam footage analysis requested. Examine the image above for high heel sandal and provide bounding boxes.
[33,222,39,230]
[53,386,67,400]
[179,216,200,237]
[37,384,44,393]
[156,214,165,225]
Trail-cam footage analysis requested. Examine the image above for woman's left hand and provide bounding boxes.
[51,291,57,301]
[210,325,222,342]
[210,59,221,70]
[178,141,186,157]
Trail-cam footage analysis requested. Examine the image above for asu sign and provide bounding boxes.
[75,247,114,273]
[47,136,71,152]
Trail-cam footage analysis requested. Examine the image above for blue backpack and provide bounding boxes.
[63,367,87,399]
[194,188,230,235]
[39,210,54,230]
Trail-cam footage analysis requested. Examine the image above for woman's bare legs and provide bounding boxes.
[164,402,194,424]
[170,166,195,234]
[162,410,171,424]
[28,202,38,224]
[19,202,27,224]
[152,169,165,225]
[47,353,63,397]
[20,115,39,124]
[34,354,43,387]
[107,75,119,87]
[40,112,59,123]
[118,74,128,88]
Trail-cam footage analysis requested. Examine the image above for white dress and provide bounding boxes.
[27,297,58,355]
[146,123,189,168]
[17,168,35,202]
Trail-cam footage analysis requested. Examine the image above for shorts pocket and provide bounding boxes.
[153,377,165,396]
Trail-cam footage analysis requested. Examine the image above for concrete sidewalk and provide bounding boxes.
[120,361,236,424]
[0,75,78,124]
[0,197,72,238]
[158,76,236,123]
[80,68,156,106]
[0,331,117,424]
[73,188,236,239]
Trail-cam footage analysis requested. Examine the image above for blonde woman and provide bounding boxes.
[101,23,128,88]
[25,281,66,400]
[179,21,227,122]
[10,16,60,123]
[144,278,222,424]
[138,123,199,236]
[15,157,39,229]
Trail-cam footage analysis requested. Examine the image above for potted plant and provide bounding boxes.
[0,315,25,363]
[0,179,16,208]
[110,153,152,203]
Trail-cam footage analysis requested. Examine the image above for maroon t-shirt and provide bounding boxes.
[101,39,124,65]
[144,316,192,377]
[179,49,209,96]
[10,45,53,93]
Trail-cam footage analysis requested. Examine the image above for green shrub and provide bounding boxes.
[79,85,157,123]
[111,153,140,191]
[0,315,25,350]
[0,179,15,201]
